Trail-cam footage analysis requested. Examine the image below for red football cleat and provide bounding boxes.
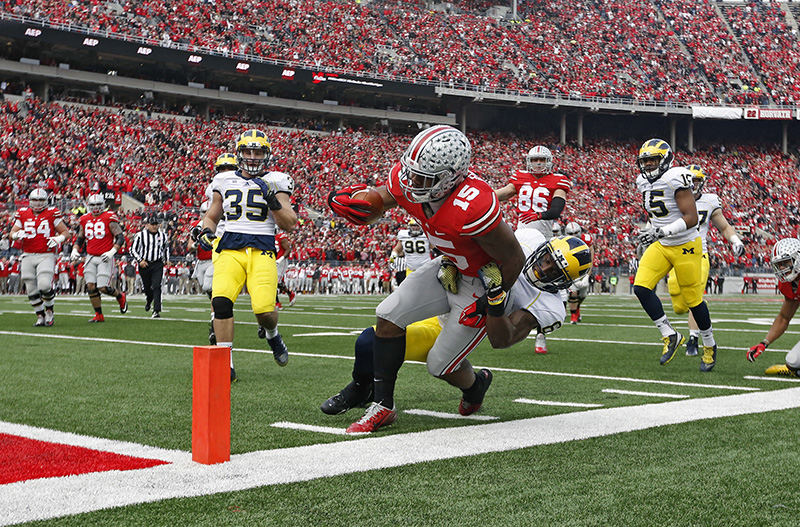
[118,292,128,314]
[570,311,579,324]
[534,333,548,354]
[458,368,492,416]
[89,313,105,323]
[346,402,397,434]
[288,291,297,307]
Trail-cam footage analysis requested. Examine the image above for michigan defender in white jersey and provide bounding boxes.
[634,139,719,372]
[199,129,297,379]
[667,165,744,356]
[320,228,591,418]
[392,219,432,272]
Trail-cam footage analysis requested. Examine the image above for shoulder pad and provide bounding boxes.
[263,171,294,195]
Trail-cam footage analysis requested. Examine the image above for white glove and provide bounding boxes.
[11,230,25,240]
[732,242,744,257]
[638,227,664,247]
[70,248,81,261]
[100,247,117,262]
[47,234,66,249]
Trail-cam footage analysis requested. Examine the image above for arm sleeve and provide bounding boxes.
[539,196,566,220]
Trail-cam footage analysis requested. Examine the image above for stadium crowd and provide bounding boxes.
[1,96,799,292]
[2,0,799,105]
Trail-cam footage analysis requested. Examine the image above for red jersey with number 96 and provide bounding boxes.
[80,211,120,255]
[13,207,65,253]
[510,170,571,217]
[386,162,501,276]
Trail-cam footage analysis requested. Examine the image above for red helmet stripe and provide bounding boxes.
[408,125,451,162]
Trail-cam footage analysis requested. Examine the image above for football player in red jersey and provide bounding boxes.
[275,230,296,306]
[495,145,571,240]
[329,125,525,433]
[71,194,128,322]
[9,189,72,326]
[746,238,800,376]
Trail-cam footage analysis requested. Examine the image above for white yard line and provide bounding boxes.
[602,389,689,399]
[513,398,603,408]
[0,331,764,392]
[402,409,498,421]
[270,422,357,436]
[743,375,800,383]
[2,387,800,525]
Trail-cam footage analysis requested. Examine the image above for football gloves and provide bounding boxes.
[100,247,117,262]
[328,183,374,225]
[198,228,217,251]
[747,342,767,362]
[459,295,488,328]
[519,211,541,223]
[190,225,203,242]
[478,261,506,316]
[638,227,665,246]
[251,177,282,211]
[47,234,66,248]
[732,242,745,257]
[11,230,25,240]
[70,248,81,261]
[437,256,460,294]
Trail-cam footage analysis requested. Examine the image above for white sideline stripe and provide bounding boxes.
[0,331,760,392]
[486,365,759,392]
[0,421,187,463]
[402,409,498,421]
[3,388,800,525]
[514,398,603,408]
[602,389,689,399]
[523,334,793,353]
[270,422,355,436]
[743,375,800,383]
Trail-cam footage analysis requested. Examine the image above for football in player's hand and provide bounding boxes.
[351,187,384,224]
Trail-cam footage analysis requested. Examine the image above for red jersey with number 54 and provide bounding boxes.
[13,207,65,253]
[386,162,502,277]
[510,170,571,215]
[80,211,120,255]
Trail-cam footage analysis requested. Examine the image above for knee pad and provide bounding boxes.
[27,292,42,302]
[40,289,55,301]
[211,297,234,319]
[633,285,652,302]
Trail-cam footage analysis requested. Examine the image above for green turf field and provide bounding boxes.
[1,292,799,526]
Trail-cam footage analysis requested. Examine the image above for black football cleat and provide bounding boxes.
[208,323,216,345]
[660,332,685,365]
[320,381,374,415]
[700,345,717,372]
[267,333,289,366]
[459,368,493,416]
[231,367,238,383]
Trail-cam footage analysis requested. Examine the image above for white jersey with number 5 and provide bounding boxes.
[397,229,432,271]
[636,166,699,246]
[695,192,722,253]
[208,170,294,235]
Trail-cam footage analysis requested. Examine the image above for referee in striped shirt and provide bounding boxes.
[131,215,170,318]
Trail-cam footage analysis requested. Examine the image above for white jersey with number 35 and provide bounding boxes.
[209,170,293,236]
[636,166,699,246]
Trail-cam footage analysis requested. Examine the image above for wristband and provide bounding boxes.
[761,339,770,348]
[487,288,507,317]
[660,217,688,237]
[730,234,743,245]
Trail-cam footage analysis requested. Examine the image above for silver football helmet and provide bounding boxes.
[87,193,106,215]
[565,222,582,236]
[29,188,48,212]
[526,145,553,174]
[772,237,800,283]
[399,125,471,203]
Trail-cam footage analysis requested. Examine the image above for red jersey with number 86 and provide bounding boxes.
[13,207,65,253]
[510,170,571,216]
[80,211,120,255]
[386,162,501,276]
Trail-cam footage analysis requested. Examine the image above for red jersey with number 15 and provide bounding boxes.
[509,170,571,214]
[80,211,120,256]
[386,162,502,276]
[778,279,800,301]
[13,207,65,253]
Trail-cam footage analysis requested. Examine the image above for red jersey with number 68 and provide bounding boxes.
[386,162,502,276]
[778,279,800,301]
[80,211,120,256]
[13,207,65,253]
[510,170,571,215]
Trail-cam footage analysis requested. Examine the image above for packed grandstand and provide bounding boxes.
[1,0,799,294]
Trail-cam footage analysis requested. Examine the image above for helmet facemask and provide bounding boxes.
[526,156,552,174]
[523,236,592,293]
[408,220,423,236]
[87,194,106,215]
[772,238,800,283]
[29,189,48,212]
[237,146,270,176]
[399,126,471,204]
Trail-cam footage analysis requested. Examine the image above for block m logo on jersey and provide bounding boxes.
[682,248,695,255]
